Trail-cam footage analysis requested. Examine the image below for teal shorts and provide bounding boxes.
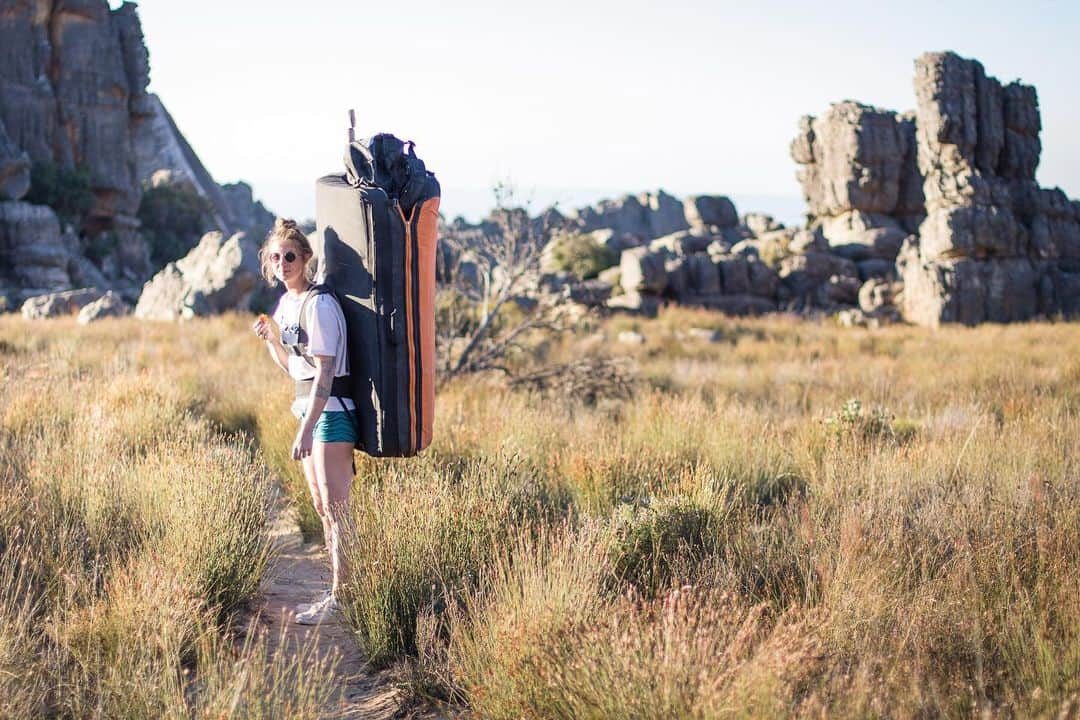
[310,410,358,444]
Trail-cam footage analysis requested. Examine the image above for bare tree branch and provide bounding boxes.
[435,183,572,381]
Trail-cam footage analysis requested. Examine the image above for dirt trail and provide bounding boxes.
[243,498,406,719]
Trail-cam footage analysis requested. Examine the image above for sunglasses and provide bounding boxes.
[270,251,298,264]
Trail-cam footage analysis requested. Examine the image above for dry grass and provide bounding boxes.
[342,307,1080,718]
[3,308,1078,718]
[0,314,338,719]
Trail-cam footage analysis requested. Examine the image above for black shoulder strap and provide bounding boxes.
[298,284,360,456]
[296,285,332,368]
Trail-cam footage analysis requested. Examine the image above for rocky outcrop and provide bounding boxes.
[567,190,690,242]
[0,0,151,299]
[221,181,275,239]
[436,52,1078,327]
[684,195,738,231]
[790,52,1079,326]
[21,287,104,320]
[134,231,261,320]
[0,202,74,298]
[77,290,131,324]
[791,101,922,264]
[900,51,1080,326]
[445,187,887,319]
[0,1,276,310]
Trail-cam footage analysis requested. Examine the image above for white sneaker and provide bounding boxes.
[294,588,331,614]
[295,594,339,625]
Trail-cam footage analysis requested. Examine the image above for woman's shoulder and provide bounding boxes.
[306,288,345,322]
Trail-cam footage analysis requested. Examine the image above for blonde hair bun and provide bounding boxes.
[274,217,298,232]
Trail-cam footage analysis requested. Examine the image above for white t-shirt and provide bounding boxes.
[273,289,356,417]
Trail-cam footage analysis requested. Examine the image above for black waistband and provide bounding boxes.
[294,375,353,400]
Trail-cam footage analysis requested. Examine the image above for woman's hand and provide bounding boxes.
[252,314,272,341]
[292,424,314,461]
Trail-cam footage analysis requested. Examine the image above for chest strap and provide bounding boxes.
[294,375,354,401]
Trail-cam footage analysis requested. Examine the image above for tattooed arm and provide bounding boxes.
[293,353,335,460]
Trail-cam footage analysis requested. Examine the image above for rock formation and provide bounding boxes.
[565,190,691,246]
[899,52,1080,325]
[134,230,261,320]
[449,48,1080,328]
[790,52,1079,326]
[791,102,921,267]
[21,287,104,320]
[78,290,131,324]
[0,0,275,312]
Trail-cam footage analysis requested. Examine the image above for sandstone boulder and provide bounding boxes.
[858,278,902,316]
[856,258,897,281]
[918,204,1023,260]
[789,227,828,254]
[902,51,1069,326]
[77,290,130,324]
[649,230,712,256]
[606,292,660,317]
[686,254,720,295]
[1028,187,1080,260]
[222,181,275,238]
[1046,267,1080,317]
[597,264,622,289]
[742,213,784,237]
[563,279,613,306]
[135,231,260,320]
[571,190,688,242]
[901,255,1039,326]
[21,287,103,319]
[791,101,918,219]
[684,195,738,229]
[816,274,861,307]
[778,251,858,302]
[0,202,73,295]
[572,195,650,239]
[620,247,668,295]
[715,255,750,295]
[821,210,908,261]
[664,257,688,300]
[641,190,689,238]
[748,260,780,297]
[729,239,762,260]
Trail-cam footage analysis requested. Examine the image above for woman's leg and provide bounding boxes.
[301,455,332,544]
[312,440,354,597]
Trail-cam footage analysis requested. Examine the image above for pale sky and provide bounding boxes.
[127,0,1080,226]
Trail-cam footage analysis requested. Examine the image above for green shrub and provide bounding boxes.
[606,495,712,596]
[137,184,212,268]
[549,233,619,279]
[822,397,911,443]
[25,162,95,227]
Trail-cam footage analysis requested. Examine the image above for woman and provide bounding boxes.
[252,218,356,625]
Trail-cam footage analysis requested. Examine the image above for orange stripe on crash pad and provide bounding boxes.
[415,196,440,451]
